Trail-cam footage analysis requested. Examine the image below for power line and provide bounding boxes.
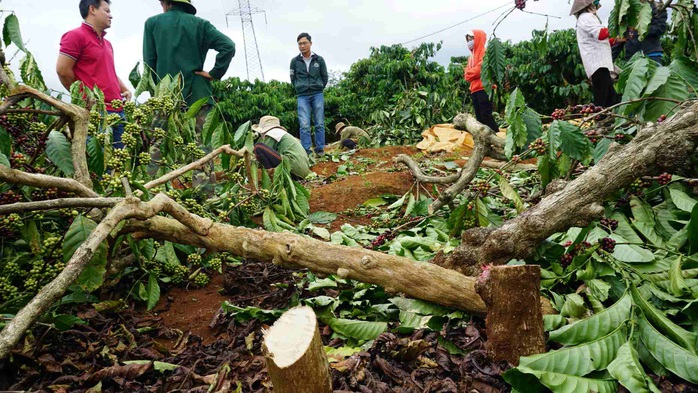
[399,2,512,45]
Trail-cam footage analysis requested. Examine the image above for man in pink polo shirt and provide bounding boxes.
[56,0,132,149]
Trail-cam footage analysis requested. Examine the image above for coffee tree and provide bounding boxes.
[1,3,698,392]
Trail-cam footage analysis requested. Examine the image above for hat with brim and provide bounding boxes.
[160,0,197,15]
[335,122,348,134]
[570,0,593,15]
[252,115,287,135]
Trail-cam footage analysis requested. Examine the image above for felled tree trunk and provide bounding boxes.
[263,306,332,393]
[435,102,698,275]
[475,265,545,365]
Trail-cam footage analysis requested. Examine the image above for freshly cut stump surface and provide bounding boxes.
[263,306,332,393]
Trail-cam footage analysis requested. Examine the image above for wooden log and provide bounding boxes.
[263,306,332,393]
[475,265,546,365]
[125,215,557,316]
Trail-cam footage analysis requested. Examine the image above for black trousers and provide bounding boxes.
[341,139,357,149]
[591,68,619,108]
[471,90,499,133]
[254,143,282,169]
[253,143,304,181]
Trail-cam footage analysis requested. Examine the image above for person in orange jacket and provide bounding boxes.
[464,30,499,133]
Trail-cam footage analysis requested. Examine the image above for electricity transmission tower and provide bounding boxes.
[226,0,266,81]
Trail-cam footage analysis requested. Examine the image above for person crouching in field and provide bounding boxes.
[571,0,619,108]
[253,116,311,180]
[335,122,369,150]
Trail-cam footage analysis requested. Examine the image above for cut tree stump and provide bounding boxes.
[263,306,332,393]
[475,265,545,365]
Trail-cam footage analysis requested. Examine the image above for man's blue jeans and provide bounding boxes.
[297,92,325,154]
[108,110,126,149]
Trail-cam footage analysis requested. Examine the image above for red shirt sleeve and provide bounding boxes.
[598,27,609,41]
[59,30,83,61]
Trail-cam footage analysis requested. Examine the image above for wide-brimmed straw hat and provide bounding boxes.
[335,122,348,134]
[252,116,287,135]
[570,0,593,15]
[159,0,197,15]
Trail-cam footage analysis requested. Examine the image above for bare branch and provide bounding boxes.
[397,154,537,185]
[0,93,29,114]
[428,114,500,213]
[5,108,63,116]
[121,177,133,198]
[124,215,489,313]
[0,197,121,215]
[0,165,98,198]
[133,194,214,236]
[657,0,672,13]
[395,154,461,184]
[142,145,250,191]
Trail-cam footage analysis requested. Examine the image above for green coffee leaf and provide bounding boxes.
[549,292,631,346]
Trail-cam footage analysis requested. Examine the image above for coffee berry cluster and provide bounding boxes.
[528,138,547,155]
[657,173,672,186]
[600,218,619,231]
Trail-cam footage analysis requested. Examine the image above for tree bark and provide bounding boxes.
[475,265,545,365]
[124,216,557,313]
[263,306,332,393]
[0,166,98,198]
[0,197,121,215]
[434,102,698,276]
[126,216,487,312]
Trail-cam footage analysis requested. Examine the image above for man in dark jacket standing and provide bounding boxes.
[612,0,667,63]
[290,33,328,156]
[144,0,235,108]
[143,0,235,194]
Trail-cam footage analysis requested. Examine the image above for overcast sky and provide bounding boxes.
[2,0,611,97]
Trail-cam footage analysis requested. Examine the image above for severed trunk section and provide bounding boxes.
[475,265,545,365]
[263,306,332,393]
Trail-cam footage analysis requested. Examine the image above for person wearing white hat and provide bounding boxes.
[252,116,311,179]
[335,122,369,150]
[571,0,619,108]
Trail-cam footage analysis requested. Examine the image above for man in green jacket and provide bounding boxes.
[144,0,235,195]
[143,0,235,108]
[290,32,328,156]
[253,116,310,180]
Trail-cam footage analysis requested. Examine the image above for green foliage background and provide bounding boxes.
[212,32,594,146]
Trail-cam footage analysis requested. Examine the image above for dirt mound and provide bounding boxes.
[310,171,415,214]
[312,145,419,178]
